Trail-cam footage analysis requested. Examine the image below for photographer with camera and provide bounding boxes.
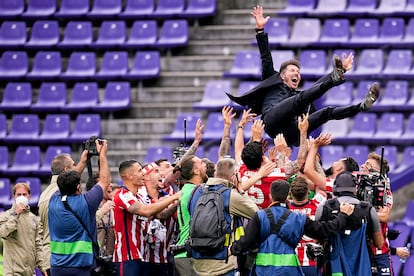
[360,152,394,276]
[48,138,110,275]
[315,171,383,276]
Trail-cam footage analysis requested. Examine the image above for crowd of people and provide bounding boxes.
[0,5,411,276]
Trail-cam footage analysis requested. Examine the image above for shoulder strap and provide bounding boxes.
[264,208,296,248]
[61,195,99,258]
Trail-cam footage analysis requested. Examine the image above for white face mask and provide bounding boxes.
[15,195,29,207]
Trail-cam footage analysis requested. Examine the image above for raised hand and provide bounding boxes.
[221,106,236,127]
[239,108,257,128]
[341,52,354,72]
[251,5,270,29]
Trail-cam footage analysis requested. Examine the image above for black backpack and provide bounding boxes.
[188,184,230,255]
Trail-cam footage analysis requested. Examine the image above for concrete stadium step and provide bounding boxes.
[187,40,252,55]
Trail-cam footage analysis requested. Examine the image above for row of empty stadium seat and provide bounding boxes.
[322,112,414,145]
[224,48,414,80]
[0,82,131,113]
[0,20,189,49]
[0,51,160,81]
[256,17,414,48]
[0,114,101,144]
[279,0,414,17]
[194,79,414,112]
[0,0,216,19]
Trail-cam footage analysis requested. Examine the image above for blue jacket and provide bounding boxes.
[49,194,95,267]
[255,206,306,276]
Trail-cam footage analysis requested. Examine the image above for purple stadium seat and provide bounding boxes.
[403,254,414,276]
[394,0,414,15]
[377,17,405,44]
[183,0,216,18]
[321,119,349,142]
[271,50,295,73]
[59,21,93,48]
[0,114,7,141]
[382,50,412,78]
[193,80,232,110]
[163,112,202,142]
[299,50,327,78]
[0,21,26,48]
[277,0,316,16]
[346,113,377,143]
[0,147,8,172]
[340,0,377,16]
[126,20,157,48]
[347,49,384,79]
[366,112,403,145]
[0,82,32,111]
[391,114,414,145]
[144,146,173,164]
[374,145,398,171]
[392,146,414,175]
[119,0,155,18]
[322,82,353,107]
[23,0,56,18]
[67,114,101,143]
[96,51,128,80]
[0,178,12,208]
[88,0,122,18]
[315,19,350,47]
[125,51,160,80]
[38,114,70,143]
[320,145,345,168]
[403,200,414,226]
[4,114,40,143]
[62,82,98,112]
[344,145,369,167]
[207,145,220,164]
[55,0,89,18]
[389,222,411,248]
[347,18,379,47]
[398,18,414,47]
[373,80,408,111]
[31,82,66,112]
[27,51,62,80]
[93,21,126,48]
[202,112,226,141]
[0,0,24,18]
[93,82,131,112]
[308,0,347,16]
[0,51,28,80]
[61,52,96,80]
[251,18,289,47]
[153,0,185,18]
[156,20,189,48]
[370,0,406,15]
[39,145,72,175]
[15,177,41,207]
[4,146,41,175]
[223,50,261,79]
[26,20,59,48]
[282,18,321,47]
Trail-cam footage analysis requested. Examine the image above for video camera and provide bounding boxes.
[354,171,387,208]
[83,135,104,156]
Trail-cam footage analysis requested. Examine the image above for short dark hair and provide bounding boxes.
[270,180,290,202]
[241,141,263,170]
[290,176,308,201]
[57,171,81,196]
[119,160,141,177]
[279,59,301,73]
[179,155,196,180]
[342,157,359,172]
[155,158,169,166]
[202,158,215,177]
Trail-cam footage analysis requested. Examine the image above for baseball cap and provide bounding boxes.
[333,171,357,193]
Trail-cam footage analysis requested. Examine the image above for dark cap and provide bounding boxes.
[270,180,290,202]
[333,171,357,193]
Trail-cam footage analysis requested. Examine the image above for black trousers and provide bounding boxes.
[263,81,361,146]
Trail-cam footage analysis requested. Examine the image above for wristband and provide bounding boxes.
[255,28,264,33]
[237,125,244,130]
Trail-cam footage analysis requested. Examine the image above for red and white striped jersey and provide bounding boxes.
[290,192,327,266]
[113,187,149,262]
[239,164,286,209]
[372,181,393,255]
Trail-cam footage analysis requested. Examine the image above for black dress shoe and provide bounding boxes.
[330,54,346,85]
[360,82,380,111]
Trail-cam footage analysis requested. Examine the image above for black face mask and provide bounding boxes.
[324,167,333,177]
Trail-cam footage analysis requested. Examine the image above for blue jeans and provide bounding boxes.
[118,259,149,276]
